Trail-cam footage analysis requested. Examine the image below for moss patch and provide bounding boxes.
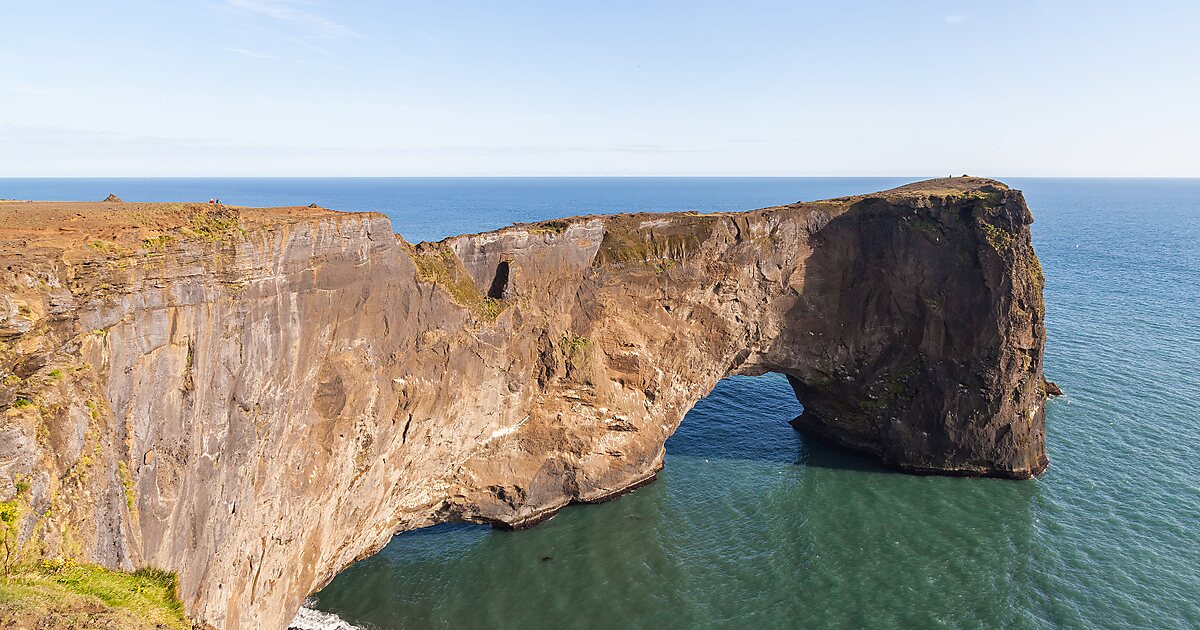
[527,219,571,235]
[410,246,507,322]
[559,334,593,381]
[117,462,136,512]
[0,562,190,629]
[595,215,717,266]
[979,221,1015,252]
[178,208,245,242]
[905,215,946,241]
[2,476,30,576]
[87,240,132,258]
[141,235,176,251]
[864,368,919,413]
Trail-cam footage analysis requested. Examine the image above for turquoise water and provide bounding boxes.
[3,178,1197,628]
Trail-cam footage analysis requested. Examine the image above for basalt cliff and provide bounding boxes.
[0,178,1047,629]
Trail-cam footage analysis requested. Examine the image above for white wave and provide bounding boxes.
[289,600,362,630]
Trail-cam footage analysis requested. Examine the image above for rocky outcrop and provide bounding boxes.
[0,177,1047,629]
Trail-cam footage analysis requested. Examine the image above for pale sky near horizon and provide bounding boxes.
[2,1,1198,177]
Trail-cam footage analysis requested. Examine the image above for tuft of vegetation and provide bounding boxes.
[560,334,591,355]
[559,334,594,381]
[527,219,571,235]
[979,221,1015,252]
[141,235,176,251]
[479,297,505,320]
[0,561,190,629]
[11,398,32,410]
[1,476,30,576]
[1027,253,1044,287]
[410,246,507,322]
[178,208,245,243]
[87,240,131,257]
[595,215,716,266]
[910,188,1006,205]
[905,216,945,241]
[864,368,919,413]
[87,241,109,252]
[47,370,63,381]
[117,462,136,512]
[1026,254,1046,315]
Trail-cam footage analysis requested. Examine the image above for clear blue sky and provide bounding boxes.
[2,1,1197,176]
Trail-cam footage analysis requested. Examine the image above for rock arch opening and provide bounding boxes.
[297,371,813,629]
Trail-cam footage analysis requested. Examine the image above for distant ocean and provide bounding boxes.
[4,178,1197,629]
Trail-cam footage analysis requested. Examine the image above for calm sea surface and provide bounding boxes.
[3,178,1197,629]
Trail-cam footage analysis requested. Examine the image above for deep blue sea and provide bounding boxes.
[3,178,1198,629]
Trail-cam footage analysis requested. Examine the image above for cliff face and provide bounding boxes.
[0,178,1047,629]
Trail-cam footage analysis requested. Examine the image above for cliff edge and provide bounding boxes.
[0,178,1047,629]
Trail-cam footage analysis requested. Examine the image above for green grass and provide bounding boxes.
[0,562,190,629]
[141,234,176,251]
[560,334,591,355]
[178,208,245,242]
[117,462,136,511]
[527,219,571,235]
[979,221,1016,251]
[410,246,507,322]
[87,240,130,257]
[1,477,29,576]
[595,215,717,266]
[11,398,32,409]
[559,334,593,380]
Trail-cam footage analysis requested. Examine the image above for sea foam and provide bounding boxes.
[288,600,361,630]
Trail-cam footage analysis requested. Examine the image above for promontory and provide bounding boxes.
[0,177,1048,629]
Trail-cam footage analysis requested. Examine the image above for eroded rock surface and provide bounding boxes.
[0,178,1047,629]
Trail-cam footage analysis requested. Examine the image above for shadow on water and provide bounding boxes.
[795,437,892,474]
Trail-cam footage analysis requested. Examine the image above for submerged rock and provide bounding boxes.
[0,177,1047,629]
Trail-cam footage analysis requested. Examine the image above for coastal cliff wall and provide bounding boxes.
[0,178,1047,629]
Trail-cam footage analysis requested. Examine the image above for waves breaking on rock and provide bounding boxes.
[288,601,361,630]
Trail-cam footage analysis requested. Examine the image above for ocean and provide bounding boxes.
[3,178,1197,629]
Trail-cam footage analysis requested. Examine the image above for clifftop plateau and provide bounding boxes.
[0,177,1047,629]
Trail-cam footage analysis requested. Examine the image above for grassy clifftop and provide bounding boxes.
[0,561,194,629]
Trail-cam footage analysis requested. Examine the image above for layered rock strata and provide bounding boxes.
[0,178,1047,629]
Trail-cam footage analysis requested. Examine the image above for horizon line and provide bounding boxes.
[3,175,1199,180]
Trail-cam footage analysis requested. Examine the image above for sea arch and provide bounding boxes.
[440,178,1047,531]
[0,178,1046,629]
